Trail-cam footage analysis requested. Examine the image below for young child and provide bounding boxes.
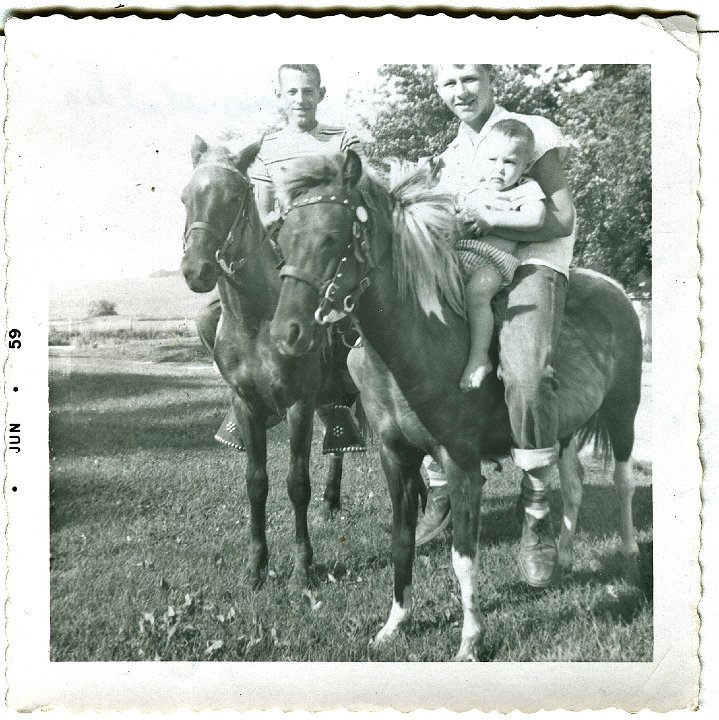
[456,118,547,391]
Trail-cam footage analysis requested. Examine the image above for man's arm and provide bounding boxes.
[465,149,575,244]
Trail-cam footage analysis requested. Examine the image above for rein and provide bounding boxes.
[280,191,378,325]
[183,162,265,284]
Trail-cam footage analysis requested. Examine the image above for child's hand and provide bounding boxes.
[459,208,492,237]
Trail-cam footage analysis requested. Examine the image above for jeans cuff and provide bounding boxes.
[511,444,560,471]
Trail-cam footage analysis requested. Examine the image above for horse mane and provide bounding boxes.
[386,161,464,322]
[277,154,464,323]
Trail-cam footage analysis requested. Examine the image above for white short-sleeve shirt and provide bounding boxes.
[438,105,575,276]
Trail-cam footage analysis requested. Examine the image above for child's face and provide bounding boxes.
[480,133,531,191]
[276,68,325,131]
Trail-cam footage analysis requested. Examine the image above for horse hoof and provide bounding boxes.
[622,553,642,587]
[310,502,339,524]
[288,566,314,592]
[245,565,268,591]
[454,636,482,661]
[369,629,392,650]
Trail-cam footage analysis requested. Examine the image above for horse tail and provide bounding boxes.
[575,410,613,468]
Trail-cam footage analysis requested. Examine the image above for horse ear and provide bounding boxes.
[235,136,264,174]
[191,136,207,167]
[342,150,362,191]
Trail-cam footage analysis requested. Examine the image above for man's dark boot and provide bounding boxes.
[415,483,451,546]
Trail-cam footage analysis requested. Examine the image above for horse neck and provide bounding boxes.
[355,224,472,397]
[217,236,280,326]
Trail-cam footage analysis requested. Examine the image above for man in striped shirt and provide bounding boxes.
[249,64,360,228]
[201,64,363,452]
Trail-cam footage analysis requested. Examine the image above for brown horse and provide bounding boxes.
[180,136,361,589]
[270,151,644,660]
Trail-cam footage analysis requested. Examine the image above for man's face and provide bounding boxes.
[435,65,495,130]
[479,133,531,191]
[276,68,325,131]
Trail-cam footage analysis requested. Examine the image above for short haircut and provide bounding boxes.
[488,118,535,157]
[432,64,495,81]
[277,64,322,87]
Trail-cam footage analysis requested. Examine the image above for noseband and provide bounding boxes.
[183,162,259,281]
[280,192,376,325]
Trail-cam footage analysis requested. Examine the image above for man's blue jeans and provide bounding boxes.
[495,264,567,471]
[197,296,221,354]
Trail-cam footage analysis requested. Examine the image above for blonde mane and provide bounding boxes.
[387,161,464,322]
[277,154,464,323]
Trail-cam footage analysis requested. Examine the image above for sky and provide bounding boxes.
[6,17,384,282]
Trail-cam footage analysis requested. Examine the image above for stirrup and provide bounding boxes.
[214,409,245,451]
[320,404,366,454]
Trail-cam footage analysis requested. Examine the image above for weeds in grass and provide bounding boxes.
[49,350,653,662]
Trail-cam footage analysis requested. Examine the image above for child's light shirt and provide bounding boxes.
[461,176,546,216]
[438,105,574,277]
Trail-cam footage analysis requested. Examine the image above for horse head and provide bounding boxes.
[271,150,463,356]
[271,150,388,356]
[181,135,262,293]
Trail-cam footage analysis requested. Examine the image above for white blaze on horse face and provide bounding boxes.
[373,585,413,646]
[452,547,482,660]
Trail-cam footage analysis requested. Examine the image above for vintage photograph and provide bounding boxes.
[3,13,699,712]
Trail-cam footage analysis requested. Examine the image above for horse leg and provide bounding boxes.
[286,399,315,589]
[614,458,641,583]
[601,397,641,584]
[557,436,584,573]
[371,443,423,648]
[234,396,269,590]
[315,405,342,519]
[323,454,343,519]
[441,450,485,661]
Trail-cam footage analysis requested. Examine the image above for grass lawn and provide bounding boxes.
[49,339,653,662]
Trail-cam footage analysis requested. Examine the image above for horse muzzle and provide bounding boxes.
[271,314,317,356]
[181,256,219,293]
[271,281,319,356]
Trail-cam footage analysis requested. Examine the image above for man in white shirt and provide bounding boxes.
[415,65,576,589]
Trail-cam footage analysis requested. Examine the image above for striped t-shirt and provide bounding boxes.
[248,123,360,188]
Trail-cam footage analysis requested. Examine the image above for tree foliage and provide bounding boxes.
[362,64,651,292]
[87,299,118,318]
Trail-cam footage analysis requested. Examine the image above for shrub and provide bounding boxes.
[87,299,118,318]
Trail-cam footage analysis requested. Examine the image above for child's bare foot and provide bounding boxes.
[459,362,494,392]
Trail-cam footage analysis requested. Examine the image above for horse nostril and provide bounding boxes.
[286,321,302,347]
[198,263,215,285]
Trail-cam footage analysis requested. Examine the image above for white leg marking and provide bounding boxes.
[452,548,481,661]
[557,437,583,570]
[614,459,639,557]
[372,585,412,646]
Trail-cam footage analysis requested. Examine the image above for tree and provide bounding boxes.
[361,64,651,291]
[87,299,118,318]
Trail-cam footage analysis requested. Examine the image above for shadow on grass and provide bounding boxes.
[50,370,221,405]
[481,485,653,543]
[49,369,235,457]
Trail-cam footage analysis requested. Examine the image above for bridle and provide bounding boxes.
[183,162,263,282]
[280,190,381,325]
